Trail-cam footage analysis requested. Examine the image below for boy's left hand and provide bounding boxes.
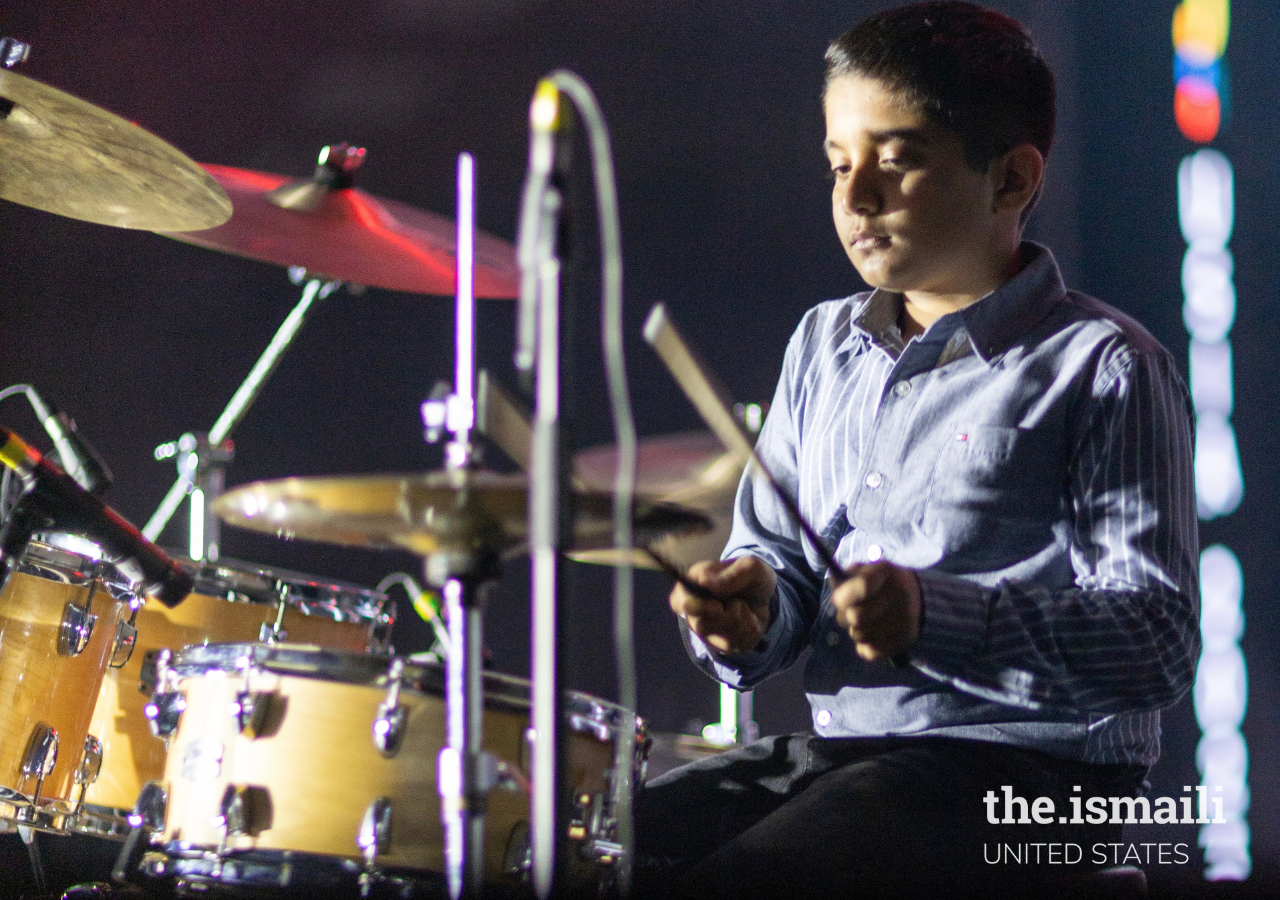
[830,561,922,661]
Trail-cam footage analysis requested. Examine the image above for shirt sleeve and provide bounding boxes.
[909,346,1202,714]
[682,314,827,689]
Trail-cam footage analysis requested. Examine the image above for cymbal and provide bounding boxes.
[159,146,519,297]
[212,469,713,557]
[0,69,232,231]
[569,431,742,571]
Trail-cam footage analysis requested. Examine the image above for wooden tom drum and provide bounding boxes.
[76,558,392,837]
[138,644,645,895]
[0,538,136,832]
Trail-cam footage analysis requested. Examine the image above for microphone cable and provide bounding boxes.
[542,70,637,895]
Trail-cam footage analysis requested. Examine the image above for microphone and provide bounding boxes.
[0,426,193,607]
[515,78,573,379]
[21,387,114,494]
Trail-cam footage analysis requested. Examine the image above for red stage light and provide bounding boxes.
[1175,77,1221,143]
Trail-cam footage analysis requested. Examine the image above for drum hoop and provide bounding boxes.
[177,556,388,623]
[170,643,639,737]
[12,538,138,602]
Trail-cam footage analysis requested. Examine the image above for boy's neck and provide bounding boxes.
[899,244,1025,341]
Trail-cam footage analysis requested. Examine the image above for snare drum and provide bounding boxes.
[77,558,392,837]
[139,644,645,894]
[0,539,137,831]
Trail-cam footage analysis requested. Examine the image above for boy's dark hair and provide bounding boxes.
[826,2,1055,173]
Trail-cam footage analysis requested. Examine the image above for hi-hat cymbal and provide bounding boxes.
[569,431,742,571]
[0,69,232,231]
[159,146,519,297]
[213,469,713,558]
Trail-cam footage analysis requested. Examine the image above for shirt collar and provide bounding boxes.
[838,242,1066,363]
[959,242,1066,362]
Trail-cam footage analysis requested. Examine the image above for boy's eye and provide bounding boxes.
[880,148,921,170]
[827,163,850,181]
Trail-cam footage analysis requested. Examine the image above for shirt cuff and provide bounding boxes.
[909,568,991,670]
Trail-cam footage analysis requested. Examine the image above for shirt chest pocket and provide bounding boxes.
[923,424,1062,565]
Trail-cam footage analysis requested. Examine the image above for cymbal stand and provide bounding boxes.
[142,271,340,558]
[421,152,491,899]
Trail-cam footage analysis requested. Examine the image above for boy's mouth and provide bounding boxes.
[851,233,891,252]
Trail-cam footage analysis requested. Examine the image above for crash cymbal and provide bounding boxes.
[160,144,519,297]
[0,69,232,231]
[573,430,742,503]
[569,431,741,571]
[213,469,713,557]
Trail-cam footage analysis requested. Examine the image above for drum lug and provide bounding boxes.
[214,783,273,839]
[230,690,278,738]
[112,782,168,884]
[145,691,187,738]
[137,648,170,696]
[109,619,139,668]
[144,649,186,738]
[357,796,393,896]
[20,723,58,799]
[369,599,396,653]
[58,599,98,656]
[131,781,168,832]
[372,658,407,757]
[71,735,104,815]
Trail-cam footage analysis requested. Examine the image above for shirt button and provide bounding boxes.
[816,709,833,727]
[866,544,884,562]
[865,471,883,489]
[893,381,912,398]
[826,631,840,646]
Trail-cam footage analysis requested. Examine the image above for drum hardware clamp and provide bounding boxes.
[259,581,291,644]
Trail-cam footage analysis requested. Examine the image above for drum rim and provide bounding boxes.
[170,642,639,733]
[11,536,138,599]
[168,553,389,623]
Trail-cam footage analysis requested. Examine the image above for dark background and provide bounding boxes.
[0,1,1274,896]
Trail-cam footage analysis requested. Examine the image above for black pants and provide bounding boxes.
[633,734,1145,900]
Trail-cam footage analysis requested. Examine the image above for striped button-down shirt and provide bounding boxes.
[687,243,1200,766]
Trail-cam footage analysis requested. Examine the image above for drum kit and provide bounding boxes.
[0,41,744,900]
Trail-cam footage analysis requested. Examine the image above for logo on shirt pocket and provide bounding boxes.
[923,424,1060,563]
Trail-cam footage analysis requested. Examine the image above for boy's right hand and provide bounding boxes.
[669,555,776,655]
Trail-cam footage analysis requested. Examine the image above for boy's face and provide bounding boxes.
[824,74,1003,300]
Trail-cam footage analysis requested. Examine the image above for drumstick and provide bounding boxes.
[642,304,846,578]
[643,544,721,602]
[644,305,910,667]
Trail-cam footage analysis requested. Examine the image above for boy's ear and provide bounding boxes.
[991,143,1045,218]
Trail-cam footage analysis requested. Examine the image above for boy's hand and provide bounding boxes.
[830,561,922,661]
[669,555,776,655]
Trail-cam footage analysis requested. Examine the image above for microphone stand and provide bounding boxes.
[141,271,340,558]
[518,80,577,899]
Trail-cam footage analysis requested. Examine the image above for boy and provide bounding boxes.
[635,3,1199,897]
